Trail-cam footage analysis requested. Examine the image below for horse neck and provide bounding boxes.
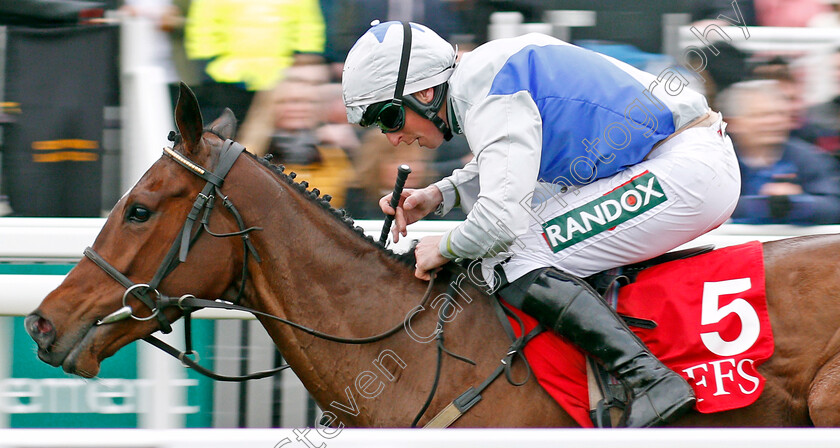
[227,157,433,426]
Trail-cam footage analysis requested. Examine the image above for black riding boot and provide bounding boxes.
[511,267,695,427]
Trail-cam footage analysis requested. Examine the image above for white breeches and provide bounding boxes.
[492,115,741,283]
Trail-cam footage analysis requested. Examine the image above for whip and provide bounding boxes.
[379,164,412,245]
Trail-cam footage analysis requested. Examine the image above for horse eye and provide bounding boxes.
[127,205,152,223]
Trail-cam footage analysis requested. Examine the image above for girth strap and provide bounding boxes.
[424,296,544,428]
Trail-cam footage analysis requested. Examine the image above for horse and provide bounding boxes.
[23,83,840,427]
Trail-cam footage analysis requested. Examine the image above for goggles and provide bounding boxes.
[360,100,406,133]
[359,21,412,134]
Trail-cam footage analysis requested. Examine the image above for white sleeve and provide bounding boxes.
[438,91,542,259]
[433,158,480,217]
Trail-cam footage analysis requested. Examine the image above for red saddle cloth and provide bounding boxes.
[503,241,773,427]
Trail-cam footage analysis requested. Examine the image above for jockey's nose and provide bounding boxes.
[25,313,56,351]
[386,132,402,146]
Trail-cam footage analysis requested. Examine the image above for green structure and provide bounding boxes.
[0,263,215,428]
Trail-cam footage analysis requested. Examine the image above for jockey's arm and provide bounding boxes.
[432,157,479,216]
[437,92,542,260]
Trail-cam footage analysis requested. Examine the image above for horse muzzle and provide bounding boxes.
[24,311,74,368]
[24,312,56,353]
[25,309,99,374]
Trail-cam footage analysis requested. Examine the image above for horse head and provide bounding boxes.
[24,83,247,378]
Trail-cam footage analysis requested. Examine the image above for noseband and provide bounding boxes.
[83,137,439,383]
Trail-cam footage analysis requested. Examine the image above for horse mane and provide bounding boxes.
[169,128,418,268]
[249,151,418,267]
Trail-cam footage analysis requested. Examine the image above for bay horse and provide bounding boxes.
[24,83,840,427]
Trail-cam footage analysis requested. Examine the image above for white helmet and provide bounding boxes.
[342,21,456,124]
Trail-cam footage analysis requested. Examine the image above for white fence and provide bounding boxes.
[3,222,840,434]
[1,427,840,447]
[3,217,840,318]
[676,25,840,105]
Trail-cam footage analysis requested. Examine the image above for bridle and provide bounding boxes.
[84,138,276,378]
[89,139,257,327]
[84,137,440,383]
[83,136,532,427]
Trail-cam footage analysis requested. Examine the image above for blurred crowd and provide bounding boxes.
[695,40,840,224]
[125,0,485,220]
[10,0,840,225]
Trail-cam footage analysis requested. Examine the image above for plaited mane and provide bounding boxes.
[167,130,417,268]
[252,153,418,267]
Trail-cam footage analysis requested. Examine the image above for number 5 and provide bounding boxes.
[700,278,761,357]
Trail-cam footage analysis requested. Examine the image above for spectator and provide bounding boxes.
[161,0,205,87]
[688,0,758,27]
[788,51,840,155]
[755,0,830,27]
[685,41,751,110]
[688,1,828,31]
[796,93,840,156]
[752,56,807,131]
[239,64,330,152]
[718,80,840,224]
[810,0,840,27]
[183,0,326,122]
[119,0,181,84]
[344,130,433,219]
[317,82,362,158]
[244,66,353,208]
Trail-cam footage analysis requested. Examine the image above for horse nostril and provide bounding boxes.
[24,314,56,350]
[36,317,54,335]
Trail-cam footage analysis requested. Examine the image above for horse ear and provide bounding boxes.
[175,82,204,155]
[209,108,237,141]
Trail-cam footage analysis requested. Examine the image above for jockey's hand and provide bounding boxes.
[414,235,449,281]
[379,185,443,243]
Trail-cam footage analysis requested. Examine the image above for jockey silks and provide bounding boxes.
[431,34,738,285]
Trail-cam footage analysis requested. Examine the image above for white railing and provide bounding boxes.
[677,25,840,106]
[3,219,840,432]
[0,427,839,447]
[3,217,840,318]
[0,218,413,318]
[678,25,840,52]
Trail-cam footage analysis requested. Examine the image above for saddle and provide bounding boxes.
[583,244,715,428]
[588,244,716,293]
[424,244,721,428]
[439,244,716,428]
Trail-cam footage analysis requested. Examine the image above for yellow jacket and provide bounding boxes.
[282,145,353,208]
[185,0,325,90]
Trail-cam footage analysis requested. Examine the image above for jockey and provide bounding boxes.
[342,21,741,427]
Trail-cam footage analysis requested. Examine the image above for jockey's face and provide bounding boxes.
[384,107,445,149]
[383,88,446,149]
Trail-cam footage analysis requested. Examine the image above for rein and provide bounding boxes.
[84,138,445,383]
[87,137,527,425]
